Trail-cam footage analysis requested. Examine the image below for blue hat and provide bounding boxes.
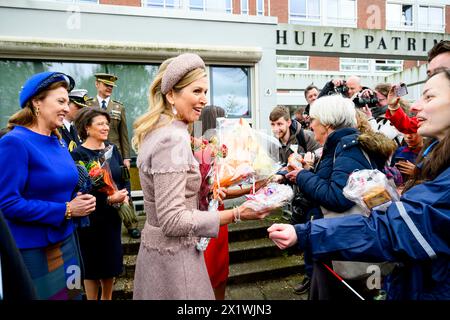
[19,71,75,108]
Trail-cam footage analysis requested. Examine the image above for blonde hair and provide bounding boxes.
[132,58,207,152]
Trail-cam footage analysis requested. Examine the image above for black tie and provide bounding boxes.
[101,100,107,109]
[69,124,76,139]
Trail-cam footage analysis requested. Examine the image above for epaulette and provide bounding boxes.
[113,99,123,105]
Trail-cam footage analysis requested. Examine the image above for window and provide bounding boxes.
[418,6,444,32]
[386,3,413,29]
[189,0,232,13]
[47,0,98,3]
[256,0,264,16]
[210,66,250,117]
[340,58,403,74]
[340,58,370,72]
[374,59,403,73]
[326,0,356,27]
[276,55,309,71]
[289,0,320,25]
[143,0,181,9]
[241,0,249,15]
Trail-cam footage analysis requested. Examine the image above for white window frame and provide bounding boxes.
[142,0,181,9]
[289,0,321,25]
[256,0,264,16]
[386,1,445,33]
[241,0,249,15]
[340,58,403,74]
[323,0,357,27]
[47,0,99,3]
[289,0,356,27]
[417,5,445,33]
[188,0,233,13]
[276,55,309,73]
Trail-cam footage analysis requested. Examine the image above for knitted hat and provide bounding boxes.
[161,53,205,95]
[19,71,75,108]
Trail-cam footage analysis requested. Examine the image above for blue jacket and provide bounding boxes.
[294,165,450,300]
[296,127,388,214]
[0,126,78,249]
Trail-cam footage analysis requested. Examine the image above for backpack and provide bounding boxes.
[295,127,308,153]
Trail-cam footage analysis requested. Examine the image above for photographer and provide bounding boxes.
[317,76,364,99]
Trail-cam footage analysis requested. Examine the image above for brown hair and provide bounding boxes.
[269,105,290,122]
[374,83,391,97]
[199,105,225,135]
[304,84,319,98]
[404,68,450,192]
[74,107,111,141]
[7,81,69,139]
[428,40,450,62]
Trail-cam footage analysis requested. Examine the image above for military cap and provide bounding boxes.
[94,73,118,87]
[69,89,89,108]
[19,71,75,108]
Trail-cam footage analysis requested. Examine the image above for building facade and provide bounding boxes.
[0,0,449,154]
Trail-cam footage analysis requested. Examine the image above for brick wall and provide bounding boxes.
[309,56,339,71]
[99,0,140,6]
[446,6,450,34]
[403,60,417,70]
[358,0,385,30]
[249,0,256,15]
[270,0,288,23]
[233,0,241,15]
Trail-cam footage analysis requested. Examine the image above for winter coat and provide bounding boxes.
[294,164,450,300]
[278,120,321,165]
[385,107,418,134]
[295,127,396,216]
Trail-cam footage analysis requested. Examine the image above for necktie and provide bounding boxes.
[69,124,75,138]
[101,100,107,109]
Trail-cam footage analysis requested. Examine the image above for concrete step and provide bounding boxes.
[113,272,309,301]
[228,254,304,285]
[229,237,284,263]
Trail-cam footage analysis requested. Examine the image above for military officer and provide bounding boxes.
[87,73,140,239]
[87,73,131,168]
[59,89,87,152]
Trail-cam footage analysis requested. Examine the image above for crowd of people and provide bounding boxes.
[0,40,448,301]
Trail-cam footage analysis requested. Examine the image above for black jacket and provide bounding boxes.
[0,209,37,300]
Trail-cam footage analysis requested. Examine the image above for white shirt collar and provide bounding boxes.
[97,96,111,108]
[63,119,71,132]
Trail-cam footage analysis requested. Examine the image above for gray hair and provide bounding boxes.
[309,95,357,129]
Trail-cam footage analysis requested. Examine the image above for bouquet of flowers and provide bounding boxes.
[77,145,118,196]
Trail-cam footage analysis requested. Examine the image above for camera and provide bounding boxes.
[353,91,379,108]
[334,81,349,96]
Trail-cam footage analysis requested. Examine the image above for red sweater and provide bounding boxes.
[385,107,418,134]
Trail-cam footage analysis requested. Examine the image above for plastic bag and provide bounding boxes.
[343,169,399,214]
[243,183,294,211]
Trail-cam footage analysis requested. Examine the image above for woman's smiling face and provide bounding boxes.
[167,76,208,124]
[411,72,450,141]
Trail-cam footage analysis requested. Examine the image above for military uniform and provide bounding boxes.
[89,73,140,239]
[86,74,130,161]
[59,89,88,152]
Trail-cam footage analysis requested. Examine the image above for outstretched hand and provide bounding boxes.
[267,223,298,250]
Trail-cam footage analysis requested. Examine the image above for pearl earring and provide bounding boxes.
[172,104,177,115]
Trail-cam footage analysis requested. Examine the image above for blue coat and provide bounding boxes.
[0,126,78,249]
[294,165,450,300]
[296,127,386,214]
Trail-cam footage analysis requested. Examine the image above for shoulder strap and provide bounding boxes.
[296,127,308,152]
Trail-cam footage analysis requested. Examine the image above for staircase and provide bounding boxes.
[113,207,307,300]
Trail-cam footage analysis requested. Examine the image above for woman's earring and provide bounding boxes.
[172,104,177,115]
[35,107,40,117]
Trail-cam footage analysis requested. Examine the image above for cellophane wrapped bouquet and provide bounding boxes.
[343,169,400,215]
[77,145,118,200]
[195,118,286,251]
